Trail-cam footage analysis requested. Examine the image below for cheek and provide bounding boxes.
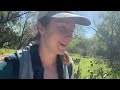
[48,31,63,41]
[54,34,73,45]
[45,32,60,45]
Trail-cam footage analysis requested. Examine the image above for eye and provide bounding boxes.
[59,29,74,33]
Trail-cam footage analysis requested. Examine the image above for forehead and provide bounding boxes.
[51,18,75,23]
[49,18,75,28]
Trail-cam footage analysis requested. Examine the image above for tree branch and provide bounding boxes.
[87,26,100,35]
[0,11,30,24]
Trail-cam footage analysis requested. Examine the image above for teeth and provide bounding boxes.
[59,41,66,46]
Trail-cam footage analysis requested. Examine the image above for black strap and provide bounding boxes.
[30,44,44,79]
[57,55,64,79]
[4,53,20,79]
[67,63,73,79]
[12,53,20,79]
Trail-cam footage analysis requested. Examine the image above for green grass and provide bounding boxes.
[0,48,16,55]
[70,54,119,79]
[69,53,81,59]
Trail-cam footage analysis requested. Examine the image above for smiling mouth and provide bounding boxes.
[59,41,67,47]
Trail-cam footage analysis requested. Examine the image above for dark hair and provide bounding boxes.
[32,16,51,42]
[38,16,51,27]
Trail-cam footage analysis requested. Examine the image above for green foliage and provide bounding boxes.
[70,54,120,79]
[67,35,90,56]
[0,11,37,49]
[0,48,16,55]
[93,11,120,61]
[0,11,21,48]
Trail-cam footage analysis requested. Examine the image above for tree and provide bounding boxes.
[17,11,38,49]
[92,11,120,64]
[0,11,31,48]
[0,11,20,48]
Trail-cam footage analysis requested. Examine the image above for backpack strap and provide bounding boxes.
[16,43,34,79]
[8,53,20,78]
[63,64,69,79]
[67,63,74,79]
[0,53,19,79]
[0,61,7,71]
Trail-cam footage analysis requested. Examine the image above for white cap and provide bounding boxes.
[37,11,91,26]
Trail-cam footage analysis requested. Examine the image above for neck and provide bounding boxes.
[39,43,57,67]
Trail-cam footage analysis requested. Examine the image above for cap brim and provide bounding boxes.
[51,13,91,26]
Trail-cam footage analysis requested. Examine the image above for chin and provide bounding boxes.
[57,50,65,55]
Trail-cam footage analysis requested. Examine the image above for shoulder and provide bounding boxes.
[0,53,18,67]
[4,53,18,61]
[67,61,74,73]
[67,62,74,79]
[0,53,18,79]
[67,56,74,79]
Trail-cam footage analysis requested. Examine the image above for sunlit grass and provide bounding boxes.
[70,54,119,79]
[0,48,16,55]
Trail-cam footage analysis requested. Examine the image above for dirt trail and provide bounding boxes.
[0,54,10,61]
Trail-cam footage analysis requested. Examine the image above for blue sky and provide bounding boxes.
[75,11,103,38]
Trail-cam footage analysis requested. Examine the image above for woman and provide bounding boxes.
[0,11,91,79]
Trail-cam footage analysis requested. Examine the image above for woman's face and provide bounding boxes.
[39,18,75,55]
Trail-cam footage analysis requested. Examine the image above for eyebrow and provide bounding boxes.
[57,26,74,33]
[56,25,70,31]
[51,19,75,30]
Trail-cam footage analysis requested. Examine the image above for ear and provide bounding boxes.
[37,22,45,35]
